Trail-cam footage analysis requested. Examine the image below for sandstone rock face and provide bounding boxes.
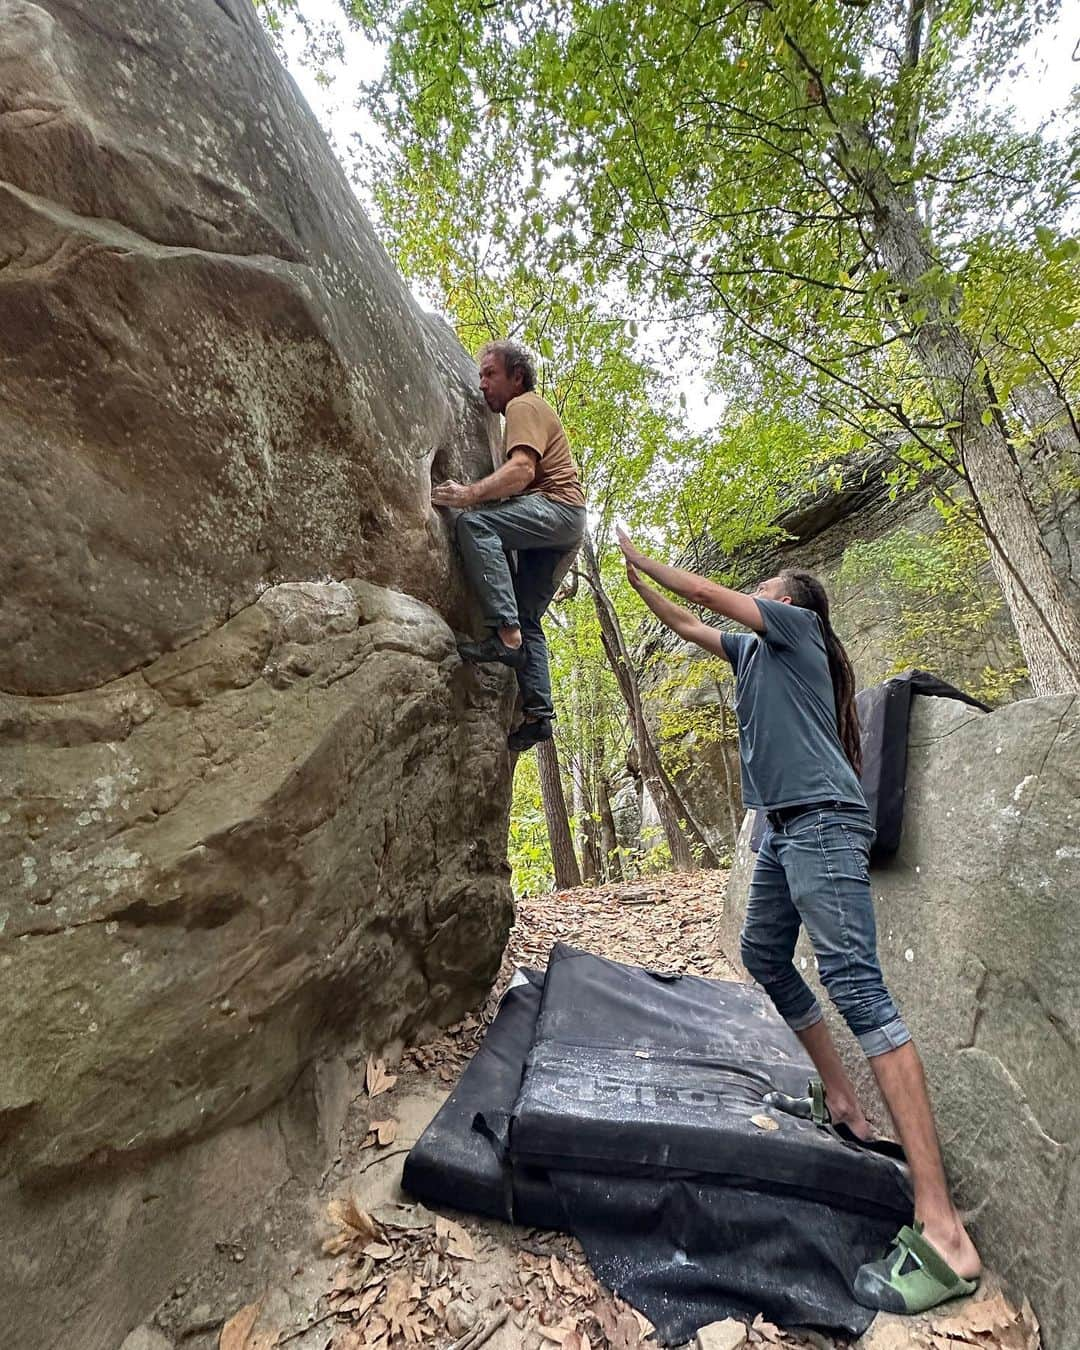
[0,2,514,1344]
[721,695,1080,1349]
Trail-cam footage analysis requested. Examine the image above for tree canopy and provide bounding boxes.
[347,0,1080,689]
[256,0,1080,885]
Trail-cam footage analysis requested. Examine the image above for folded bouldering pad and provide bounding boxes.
[513,946,911,1218]
[404,945,912,1342]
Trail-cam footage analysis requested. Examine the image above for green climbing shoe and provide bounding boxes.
[854,1223,979,1314]
[764,1078,907,1162]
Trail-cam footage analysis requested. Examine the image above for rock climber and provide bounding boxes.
[432,340,586,752]
[616,527,982,1316]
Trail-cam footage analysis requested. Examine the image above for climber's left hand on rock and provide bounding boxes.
[431,480,475,509]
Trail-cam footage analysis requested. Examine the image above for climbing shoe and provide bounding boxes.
[764,1078,907,1162]
[457,635,526,670]
[854,1222,979,1314]
[508,718,554,752]
[765,1077,831,1126]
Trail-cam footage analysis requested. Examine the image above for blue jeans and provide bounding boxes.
[456,495,586,721]
[740,804,911,1058]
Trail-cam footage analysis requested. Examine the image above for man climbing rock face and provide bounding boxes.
[431,340,587,752]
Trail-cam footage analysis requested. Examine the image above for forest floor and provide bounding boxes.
[148,872,1039,1350]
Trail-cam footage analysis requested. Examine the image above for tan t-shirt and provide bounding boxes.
[503,392,586,507]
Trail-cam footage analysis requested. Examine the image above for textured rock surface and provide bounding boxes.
[677,448,1036,693]
[721,695,1080,1349]
[0,1,514,1345]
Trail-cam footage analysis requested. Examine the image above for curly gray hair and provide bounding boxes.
[477,338,537,391]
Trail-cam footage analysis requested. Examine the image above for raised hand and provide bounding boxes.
[615,525,641,563]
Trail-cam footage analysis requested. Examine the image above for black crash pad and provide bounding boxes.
[513,946,912,1219]
[403,945,912,1342]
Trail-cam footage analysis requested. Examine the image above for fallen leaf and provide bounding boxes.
[537,1329,570,1346]
[611,1311,642,1349]
[426,1286,452,1313]
[360,1311,389,1347]
[370,1117,398,1145]
[750,1114,780,1131]
[1019,1297,1041,1350]
[356,1286,383,1318]
[220,1302,260,1350]
[753,1312,785,1342]
[219,1298,279,1350]
[962,1293,1016,1335]
[932,1291,1015,1342]
[365,1055,397,1097]
[362,1242,395,1260]
[331,1332,367,1350]
[550,1255,574,1289]
[436,1215,476,1260]
[384,1274,415,1338]
[327,1194,379,1244]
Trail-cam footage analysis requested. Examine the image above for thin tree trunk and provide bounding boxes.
[572,753,601,883]
[581,534,718,871]
[591,733,614,881]
[717,703,741,845]
[535,736,582,890]
[1012,381,1080,464]
[570,669,600,882]
[598,775,623,882]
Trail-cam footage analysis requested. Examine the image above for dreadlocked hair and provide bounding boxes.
[777,569,862,776]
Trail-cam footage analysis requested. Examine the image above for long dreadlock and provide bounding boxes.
[777,569,862,777]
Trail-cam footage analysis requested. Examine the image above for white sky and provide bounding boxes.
[277,1,1080,432]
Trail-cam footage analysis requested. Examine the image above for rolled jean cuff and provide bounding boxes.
[857,1015,912,1058]
[784,1001,825,1034]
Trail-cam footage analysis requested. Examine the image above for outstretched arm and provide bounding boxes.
[617,527,764,632]
[625,561,729,657]
[431,448,537,508]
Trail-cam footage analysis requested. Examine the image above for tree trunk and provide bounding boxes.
[572,754,601,883]
[717,703,742,845]
[570,669,600,883]
[1012,381,1080,464]
[581,534,718,870]
[865,167,1080,693]
[598,775,623,882]
[535,736,582,890]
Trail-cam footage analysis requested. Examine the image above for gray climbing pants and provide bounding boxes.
[455,495,586,720]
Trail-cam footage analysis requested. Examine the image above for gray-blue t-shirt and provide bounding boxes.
[721,598,865,812]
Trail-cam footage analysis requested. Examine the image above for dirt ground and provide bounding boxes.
[141,872,1040,1350]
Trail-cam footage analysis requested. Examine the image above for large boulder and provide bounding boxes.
[0,1,514,1344]
[720,694,1079,1349]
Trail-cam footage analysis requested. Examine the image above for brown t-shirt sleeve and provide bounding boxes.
[503,397,549,460]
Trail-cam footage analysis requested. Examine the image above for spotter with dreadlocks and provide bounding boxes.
[616,527,981,1317]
